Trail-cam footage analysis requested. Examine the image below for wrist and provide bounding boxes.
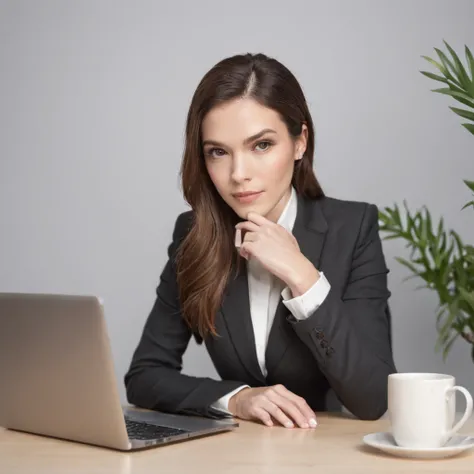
[286,257,320,297]
[228,387,250,415]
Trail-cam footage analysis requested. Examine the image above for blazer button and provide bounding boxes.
[315,330,324,340]
[326,347,335,356]
[321,340,328,349]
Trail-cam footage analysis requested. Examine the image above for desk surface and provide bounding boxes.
[1,413,473,473]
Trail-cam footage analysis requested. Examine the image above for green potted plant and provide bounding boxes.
[378,41,474,362]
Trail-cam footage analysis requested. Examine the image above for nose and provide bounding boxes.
[230,154,252,183]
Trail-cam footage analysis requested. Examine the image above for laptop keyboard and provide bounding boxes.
[125,418,189,441]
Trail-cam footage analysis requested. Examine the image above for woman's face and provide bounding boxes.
[201,98,307,222]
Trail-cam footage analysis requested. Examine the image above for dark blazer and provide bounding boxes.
[124,193,397,421]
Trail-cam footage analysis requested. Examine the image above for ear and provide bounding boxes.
[294,123,308,161]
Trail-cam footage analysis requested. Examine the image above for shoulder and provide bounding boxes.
[314,196,380,242]
[174,209,194,231]
[319,196,378,222]
[171,210,194,242]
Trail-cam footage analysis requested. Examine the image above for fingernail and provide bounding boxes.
[234,229,241,248]
[285,421,294,428]
[309,418,318,428]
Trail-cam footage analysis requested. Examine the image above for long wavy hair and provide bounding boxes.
[176,53,324,338]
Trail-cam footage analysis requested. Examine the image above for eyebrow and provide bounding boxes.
[202,128,277,148]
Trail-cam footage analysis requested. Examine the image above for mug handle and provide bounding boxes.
[445,385,473,440]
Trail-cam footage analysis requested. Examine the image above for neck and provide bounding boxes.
[266,187,292,223]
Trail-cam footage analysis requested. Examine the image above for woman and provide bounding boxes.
[124,53,396,429]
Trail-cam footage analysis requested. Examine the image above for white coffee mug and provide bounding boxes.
[388,373,473,449]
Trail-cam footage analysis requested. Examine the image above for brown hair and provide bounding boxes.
[176,53,324,338]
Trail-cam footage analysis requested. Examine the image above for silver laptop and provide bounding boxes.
[0,293,238,450]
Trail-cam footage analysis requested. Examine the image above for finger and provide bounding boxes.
[252,407,273,427]
[274,385,317,428]
[274,385,314,419]
[260,400,295,429]
[246,212,274,226]
[235,221,260,233]
[239,242,254,260]
[242,231,258,243]
[234,229,242,248]
[275,385,317,425]
[266,391,309,429]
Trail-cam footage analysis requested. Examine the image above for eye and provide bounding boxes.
[255,140,274,152]
[205,147,227,159]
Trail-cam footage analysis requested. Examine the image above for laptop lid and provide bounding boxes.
[0,293,133,450]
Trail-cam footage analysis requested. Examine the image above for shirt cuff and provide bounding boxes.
[210,385,250,415]
[281,272,331,320]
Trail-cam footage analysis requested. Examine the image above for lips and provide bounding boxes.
[232,191,264,204]
[233,191,262,198]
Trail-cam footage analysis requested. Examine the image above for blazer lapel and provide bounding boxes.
[265,194,329,375]
[220,262,266,384]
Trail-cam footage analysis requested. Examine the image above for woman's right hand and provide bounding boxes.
[228,384,318,429]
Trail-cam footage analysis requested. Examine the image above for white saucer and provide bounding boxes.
[363,432,474,459]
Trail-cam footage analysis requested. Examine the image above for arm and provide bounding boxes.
[210,385,250,414]
[124,212,245,418]
[282,272,331,320]
[212,275,331,415]
[287,204,396,420]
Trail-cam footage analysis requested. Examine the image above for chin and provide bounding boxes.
[234,203,272,220]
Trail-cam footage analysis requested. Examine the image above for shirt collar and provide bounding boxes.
[276,186,297,233]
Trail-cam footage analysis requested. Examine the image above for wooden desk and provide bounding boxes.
[1,413,473,473]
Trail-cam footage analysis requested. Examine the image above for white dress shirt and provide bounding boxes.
[211,187,331,414]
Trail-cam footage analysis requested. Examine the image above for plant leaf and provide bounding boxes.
[395,257,423,278]
[442,332,460,361]
[437,320,461,361]
[460,289,474,311]
[435,48,464,88]
[462,201,474,210]
[466,45,474,82]
[465,180,474,193]
[447,81,474,108]
[382,234,405,241]
[462,123,474,136]
[443,40,473,92]
[451,230,464,256]
[420,71,450,84]
[422,55,447,73]
[437,216,445,237]
[432,88,474,107]
[450,107,474,122]
[438,300,460,337]
[392,203,403,227]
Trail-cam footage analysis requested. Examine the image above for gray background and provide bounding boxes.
[1,0,473,407]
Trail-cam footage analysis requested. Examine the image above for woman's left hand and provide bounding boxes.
[236,212,320,296]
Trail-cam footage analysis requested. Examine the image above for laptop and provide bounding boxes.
[0,293,238,450]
